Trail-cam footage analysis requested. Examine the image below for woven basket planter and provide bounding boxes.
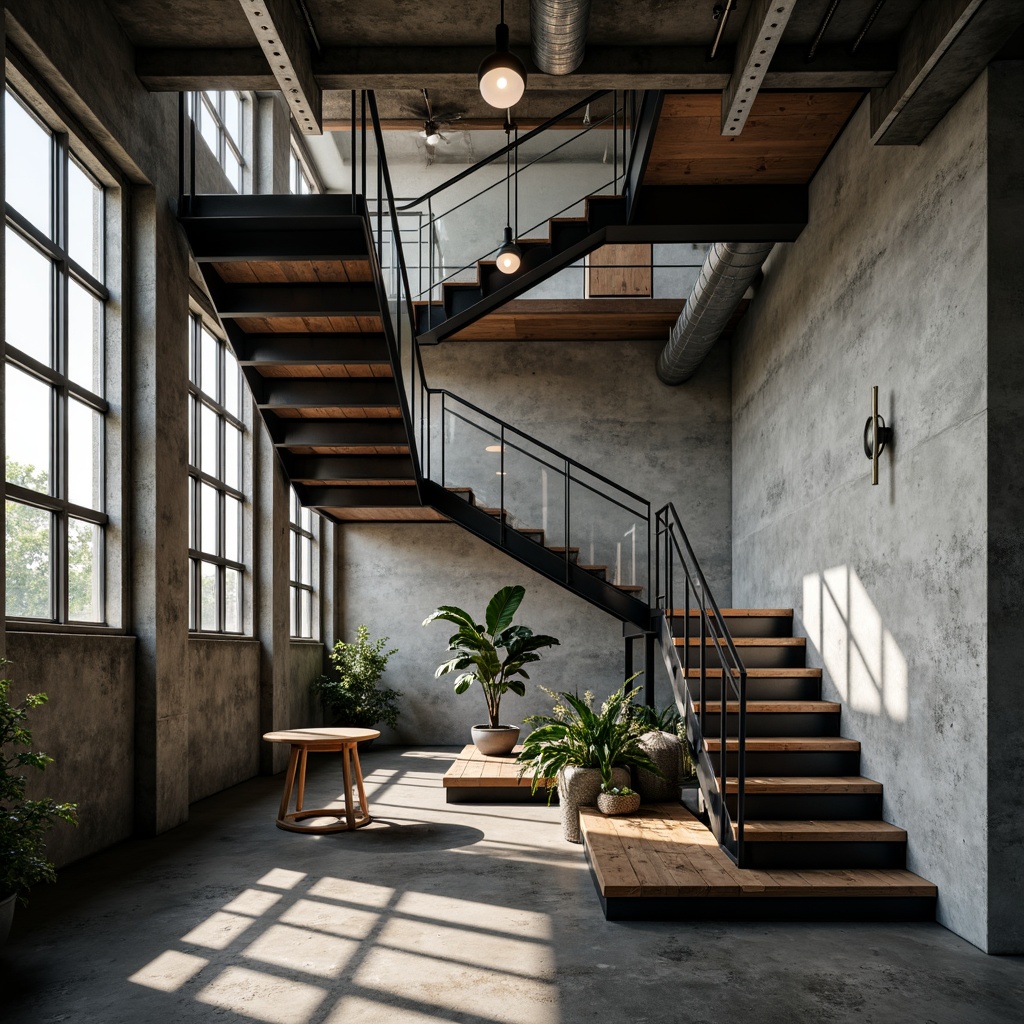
[597,790,641,816]
[558,765,629,843]
[635,729,683,802]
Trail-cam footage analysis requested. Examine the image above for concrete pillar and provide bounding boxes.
[130,188,191,835]
[986,60,1024,955]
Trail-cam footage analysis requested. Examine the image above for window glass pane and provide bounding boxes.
[300,589,312,639]
[225,494,241,563]
[290,487,299,526]
[225,568,241,633]
[200,482,218,555]
[224,423,241,490]
[301,507,312,533]
[68,517,101,621]
[224,358,242,419]
[189,477,196,550]
[200,403,219,477]
[6,501,51,618]
[227,152,243,193]
[6,229,52,365]
[5,91,51,233]
[300,535,311,585]
[68,280,102,394]
[188,395,196,467]
[199,97,219,155]
[290,586,298,637]
[289,532,296,581]
[224,91,241,147]
[68,158,103,278]
[200,328,219,399]
[200,560,217,630]
[68,398,102,509]
[189,557,196,630]
[5,366,51,494]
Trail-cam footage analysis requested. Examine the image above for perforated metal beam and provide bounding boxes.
[237,0,322,135]
[721,0,798,136]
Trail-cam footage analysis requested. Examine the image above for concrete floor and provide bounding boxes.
[2,746,1021,1024]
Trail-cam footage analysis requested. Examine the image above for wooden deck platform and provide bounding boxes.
[442,744,555,803]
[580,804,937,921]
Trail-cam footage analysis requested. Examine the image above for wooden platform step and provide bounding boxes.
[580,804,935,921]
[442,744,553,804]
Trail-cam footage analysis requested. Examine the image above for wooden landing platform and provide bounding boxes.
[442,744,555,803]
[580,804,936,922]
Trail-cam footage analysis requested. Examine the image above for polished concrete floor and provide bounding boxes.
[2,746,1022,1024]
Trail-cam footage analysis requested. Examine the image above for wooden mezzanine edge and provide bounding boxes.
[442,744,554,804]
[580,804,936,922]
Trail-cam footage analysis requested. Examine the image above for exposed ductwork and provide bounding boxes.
[531,0,591,75]
[656,242,774,385]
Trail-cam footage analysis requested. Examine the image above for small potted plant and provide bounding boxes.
[0,660,78,943]
[596,783,641,816]
[312,626,401,737]
[424,585,560,757]
[517,680,659,842]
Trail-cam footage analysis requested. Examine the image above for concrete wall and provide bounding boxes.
[340,337,733,742]
[288,640,327,729]
[731,80,990,947]
[6,633,135,868]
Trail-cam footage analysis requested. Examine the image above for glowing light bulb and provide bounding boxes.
[497,76,508,90]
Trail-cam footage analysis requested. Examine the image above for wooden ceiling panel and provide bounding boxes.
[211,260,371,284]
[254,364,393,378]
[234,316,383,333]
[644,91,863,186]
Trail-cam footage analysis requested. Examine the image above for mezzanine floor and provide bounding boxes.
[2,746,1021,1024]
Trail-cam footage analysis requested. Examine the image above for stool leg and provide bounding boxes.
[296,747,309,813]
[340,743,356,830]
[278,746,300,823]
[352,745,370,824]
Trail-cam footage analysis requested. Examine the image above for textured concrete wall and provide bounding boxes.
[6,633,135,868]
[288,641,327,729]
[341,337,732,742]
[187,638,261,803]
[731,81,989,947]
[985,61,1024,956]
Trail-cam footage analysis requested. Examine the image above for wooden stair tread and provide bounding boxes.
[693,700,840,714]
[615,585,644,593]
[687,667,822,678]
[705,737,859,752]
[671,608,794,618]
[723,776,882,794]
[579,564,608,571]
[580,805,936,899]
[675,637,805,647]
[546,546,580,553]
[738,820,907,842]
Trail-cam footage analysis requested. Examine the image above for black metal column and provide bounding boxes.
[644,633,655,707]
[624,636,634,688]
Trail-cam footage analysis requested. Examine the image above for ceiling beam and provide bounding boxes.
[136,44,895,94]
[721,0,798,136]
[236,0,322,135]
[871,0,1024,145]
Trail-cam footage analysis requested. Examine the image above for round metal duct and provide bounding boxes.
[531,0,591,75]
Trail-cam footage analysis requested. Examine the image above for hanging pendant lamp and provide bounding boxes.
[479,0,527,108]
[496,119,521,275]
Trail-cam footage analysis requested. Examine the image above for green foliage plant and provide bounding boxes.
[312,626,401,730]
[423,585,560,728]
[628,701,680,733]
[0,661,78,905]
[516,679,661,800]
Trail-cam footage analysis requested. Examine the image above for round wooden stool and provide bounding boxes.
[262,727,380,833]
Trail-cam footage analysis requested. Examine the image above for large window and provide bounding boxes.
[288,488,319,639]
[190,91,244,192]
[188,313,246,633]
[4,86,108,623]
[288,142,315,195]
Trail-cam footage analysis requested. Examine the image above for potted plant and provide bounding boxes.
[517,680,659,842]
[628,702,687,802]
[423,585,560,757]
[0,661,78,942]
[312,626,401,737]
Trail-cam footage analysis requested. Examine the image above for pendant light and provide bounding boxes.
[478,0,527,109]
[496,118,521,275]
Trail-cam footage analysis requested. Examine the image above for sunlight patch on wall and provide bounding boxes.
[803,565,908,721]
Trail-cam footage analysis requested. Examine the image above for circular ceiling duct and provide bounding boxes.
[531,0,591,75]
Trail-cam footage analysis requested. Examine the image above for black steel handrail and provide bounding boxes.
[396,91,611,212]
[655,501,747,866]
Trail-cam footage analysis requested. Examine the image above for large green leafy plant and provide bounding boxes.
[423,585,560,727]
[0,662,78,905]
[517,681,660,798]
[312,626,401,730]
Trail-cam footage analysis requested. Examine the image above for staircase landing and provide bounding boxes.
[581,804,937,922]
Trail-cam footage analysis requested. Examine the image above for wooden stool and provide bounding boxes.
[262,727,380,833]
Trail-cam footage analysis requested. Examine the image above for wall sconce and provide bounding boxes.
[863,385,893,485]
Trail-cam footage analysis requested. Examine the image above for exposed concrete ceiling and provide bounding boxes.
[102,0,1024,151]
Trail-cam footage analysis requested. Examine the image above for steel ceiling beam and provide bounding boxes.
[236,0,322,134]
[721,0,798,136]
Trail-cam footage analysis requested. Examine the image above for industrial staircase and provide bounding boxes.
[177,89,934,920]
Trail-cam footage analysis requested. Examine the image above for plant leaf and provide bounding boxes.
[485,586,525,636]
[422,605,476,631]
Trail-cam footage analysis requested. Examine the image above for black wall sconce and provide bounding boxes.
[863,385,893,485]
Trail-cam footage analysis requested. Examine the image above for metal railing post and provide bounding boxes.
[563,461,570,583]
